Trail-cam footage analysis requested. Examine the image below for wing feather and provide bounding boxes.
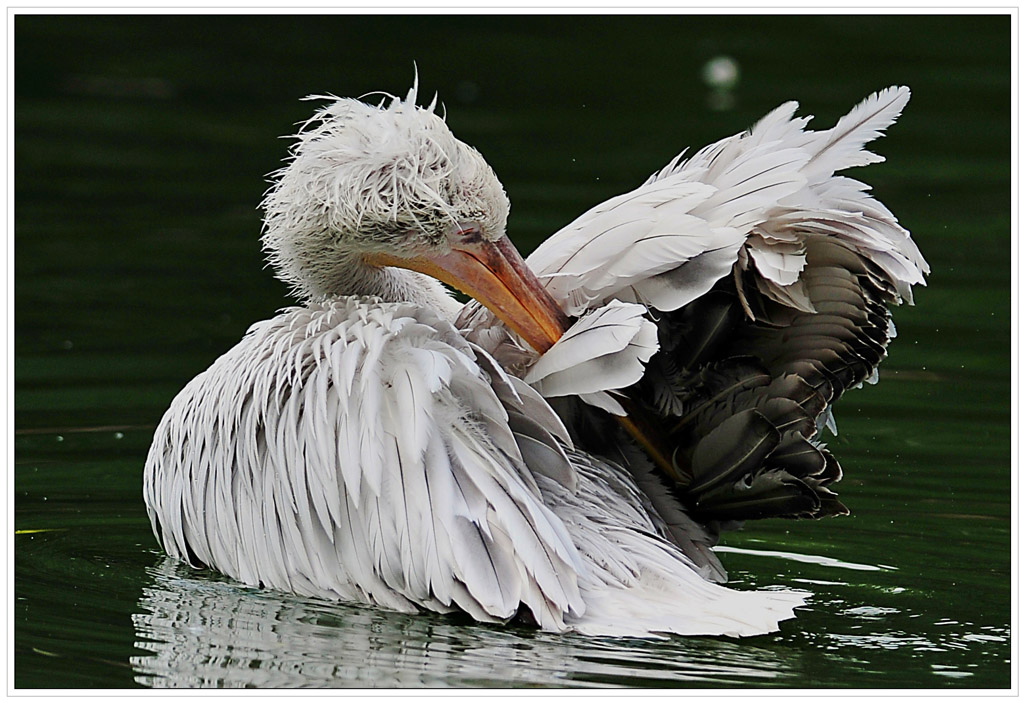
[503,87,926,529]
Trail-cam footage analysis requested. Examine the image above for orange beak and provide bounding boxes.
[365,235,571,353]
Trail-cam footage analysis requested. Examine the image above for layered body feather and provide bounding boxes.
[144,298,804,636]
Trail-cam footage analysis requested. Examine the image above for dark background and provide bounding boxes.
[14,14,1011,688]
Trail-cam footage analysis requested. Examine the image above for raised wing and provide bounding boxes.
[522,87,928,525]
[527,86,924,314]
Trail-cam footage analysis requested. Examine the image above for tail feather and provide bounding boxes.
[538,450,808,637]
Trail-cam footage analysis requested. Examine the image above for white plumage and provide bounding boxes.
[525,86,925,318]
[144,83,927,638]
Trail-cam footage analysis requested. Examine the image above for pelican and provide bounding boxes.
[144,83,927,638]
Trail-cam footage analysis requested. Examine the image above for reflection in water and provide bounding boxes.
[714,546,889,572]
[131,558,801,688]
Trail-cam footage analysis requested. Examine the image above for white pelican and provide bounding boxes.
[144,83,927,638]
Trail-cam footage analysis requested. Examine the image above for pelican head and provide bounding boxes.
[261,84,568,352]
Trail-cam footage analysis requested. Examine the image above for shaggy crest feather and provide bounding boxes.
[260,82,510,303]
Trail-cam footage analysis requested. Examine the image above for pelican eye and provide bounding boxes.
[454,223,485,244]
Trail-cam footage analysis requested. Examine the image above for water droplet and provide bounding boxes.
[702,55,740,89]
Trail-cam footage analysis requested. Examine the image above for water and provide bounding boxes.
[14,14,1011,688]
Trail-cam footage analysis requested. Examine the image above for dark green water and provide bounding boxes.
[15,14,1011,688]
